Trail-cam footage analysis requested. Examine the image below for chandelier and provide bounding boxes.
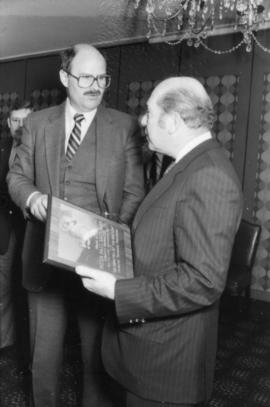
[133,0,270,54]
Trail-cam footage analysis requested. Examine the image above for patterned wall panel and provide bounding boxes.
[199,75,239,161]
[252,72,270,293]
[30,88,64,111]
[126,74,239,160]
[101,47,121,109]
[0,88,65,140]
[126,80,158,116]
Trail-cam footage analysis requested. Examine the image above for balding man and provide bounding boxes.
[76,77,243,407]
[7,44,145,407]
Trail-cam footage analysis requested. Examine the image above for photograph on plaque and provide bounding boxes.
[43,196,133,279]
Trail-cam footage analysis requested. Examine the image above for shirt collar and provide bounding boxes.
[175,131,212,164]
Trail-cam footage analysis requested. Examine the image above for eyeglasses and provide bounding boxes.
[63,69,111,89]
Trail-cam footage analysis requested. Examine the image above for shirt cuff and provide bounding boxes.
[26,191,40,209]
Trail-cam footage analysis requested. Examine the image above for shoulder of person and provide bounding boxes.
[172,138,235,182]
[181,146,241,193]
[26,103,64,124]
[101,106,137,126]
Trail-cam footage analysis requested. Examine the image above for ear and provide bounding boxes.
[7,117,11,130]
[165,111,182,135]
[139,113,147,127]
[59,69,69,88]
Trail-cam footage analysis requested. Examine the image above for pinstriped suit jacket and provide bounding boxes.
[102,138,243,404]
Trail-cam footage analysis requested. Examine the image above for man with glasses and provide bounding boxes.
[7,44,145,407]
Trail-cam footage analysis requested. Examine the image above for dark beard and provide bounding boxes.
[13,128,23,146]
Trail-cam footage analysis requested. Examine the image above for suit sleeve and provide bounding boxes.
[119,121,145,224]
[7,116,39,214]
[115,166,243,324]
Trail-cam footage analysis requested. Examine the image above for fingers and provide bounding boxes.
[75,265,116,300]
[76,265,99,278]
[81,277,97,293]
[29,193,48,221]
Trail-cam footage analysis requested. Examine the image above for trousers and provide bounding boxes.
[28,275,113,407]
[125,391,206,407]
[104,381,207,407]
[0,230,16,348]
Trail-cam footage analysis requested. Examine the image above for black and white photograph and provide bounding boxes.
[1,1,270,407]
[44,196,133,278]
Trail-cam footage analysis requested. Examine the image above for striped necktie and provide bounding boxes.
[66,113,85,161]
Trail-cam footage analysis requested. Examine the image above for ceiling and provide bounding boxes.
[1,0,270,61]
[0,0,146,61]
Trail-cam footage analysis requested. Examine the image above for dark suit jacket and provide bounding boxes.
[0,137,24,254]
[7,102,145,291]
[102,139,243,404]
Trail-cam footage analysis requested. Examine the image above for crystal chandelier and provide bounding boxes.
[133,0,270,54]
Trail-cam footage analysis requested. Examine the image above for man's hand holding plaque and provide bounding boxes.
[76,265,116,300]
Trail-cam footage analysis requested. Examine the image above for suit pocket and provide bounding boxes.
[120,316,182,345]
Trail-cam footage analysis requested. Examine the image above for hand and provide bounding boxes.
[75,265,116,300]
[29,193,48,222]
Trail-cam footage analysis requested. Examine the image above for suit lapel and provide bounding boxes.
[95,106,115,210]
[133,138,219,231]
[44,103,65,195]
[132,164,176,232]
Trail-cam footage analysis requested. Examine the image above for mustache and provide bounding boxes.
[13,128,23,140]
[15,127,23,136]
[83,90,101,96]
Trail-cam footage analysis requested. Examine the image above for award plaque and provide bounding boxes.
[43,196,133,279]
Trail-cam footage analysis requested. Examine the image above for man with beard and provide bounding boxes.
[7,44,145,407]
[7,102,33,168]
[0,101,32,358]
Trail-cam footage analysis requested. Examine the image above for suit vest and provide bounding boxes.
[59,118,100,213]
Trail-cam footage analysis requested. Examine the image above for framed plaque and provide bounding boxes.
[43,196,133,279]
